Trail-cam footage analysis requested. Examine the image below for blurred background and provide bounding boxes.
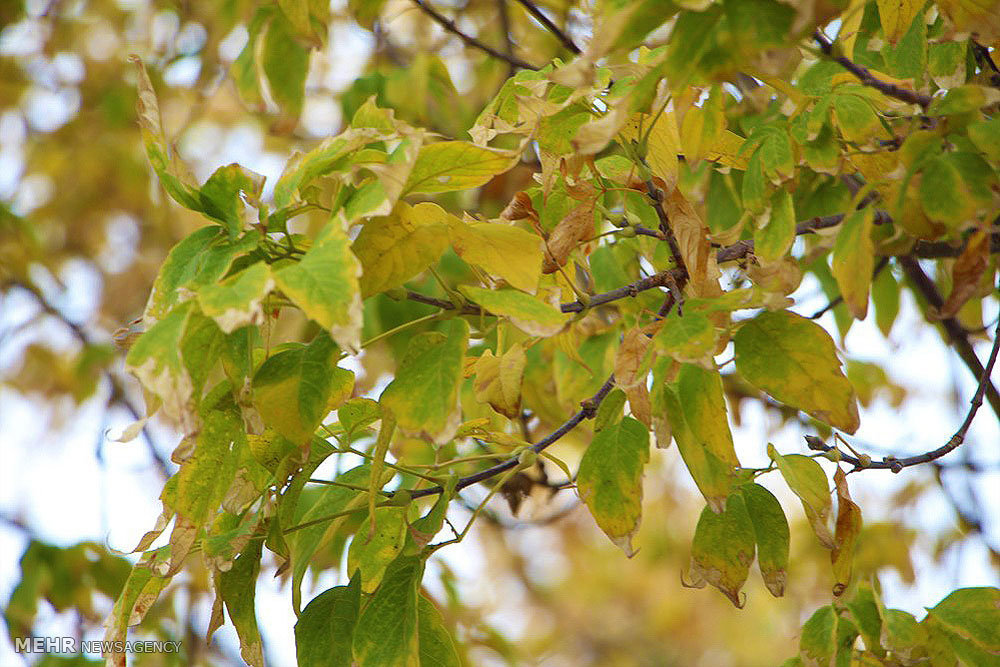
[1,0,997,665]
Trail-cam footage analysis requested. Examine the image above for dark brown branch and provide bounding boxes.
[407,374,618,499]
[910,231,1000,259]
[806,315,1000,472]
[716,213,848,263]
[496,0,516,79]
[814,31,931,108]
[514,0,581,55]
[411,0,537,71]
[809,256,890,319]
[898,256,1000,419]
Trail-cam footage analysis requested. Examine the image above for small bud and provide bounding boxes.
[624,210,642,227]
[385,287,408,301]
[618,226,637,238]
[576,293,592,308]
[387,489,412,507]
[517,448,538,469]
[804,435,826,451]
[822,449,842,462]
[609,213,628,228]
[857,453,872,467]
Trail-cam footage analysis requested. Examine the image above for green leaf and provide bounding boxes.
[734,310,860,433]
[928,85,1000,116]
[594,387,627,432]
[380,319,469,443]
[353,555,424,666]
[833,90,883,143]
[799,605,836,667]
[739,483,789,597]
[577,416,650,556]
[273,220,362,351]
[459,286,568,337]
[449,220,544,293]
[871,263,899,337]
[144,228,257,320]
[252,332,338,445]
[402,141,518,195]
[339,398,381,436]
[417,595,461,667]
[659,377,734,513]
[831,208,875,320]
[352,202,449,298]
[926,587,1000,654]
[290,465,371,613]
[127,302,222,424]
[273,128,381,209]
[169,408,244,573]
[654,311,716,364]
[348,507,408,593]
[968,117,1000,162]
[262,11,309,122]
[294,575,361,667]
[197,262,273,333]
[678,364,740,469]
[767,445,834,549]
[920,154,975,228]
[690,493,755,608]
[846,583,884,656]
[199,164,266,238]
[755,189,796,262]
[218,540,264,667]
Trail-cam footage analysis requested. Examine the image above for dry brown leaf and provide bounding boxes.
[939,231,989,319]
[542,203,596,273]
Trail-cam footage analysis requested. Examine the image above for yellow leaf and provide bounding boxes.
[448,217,544,293]
[621,112,680,192]
[473,343,527,419]
[460,286,568,337]
[352,202,449,298]
[831,208,875,320]
[936,0,1000,40]
[876,0,923,44]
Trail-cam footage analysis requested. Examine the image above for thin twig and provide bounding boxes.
[405,374,618,500]
[807,315,1000,472]
[813,31,931,108]
[411,0,537,70]
[496,0,516,80]
[514,0,581,54]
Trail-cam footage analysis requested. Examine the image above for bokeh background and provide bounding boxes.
[1,1,998,665]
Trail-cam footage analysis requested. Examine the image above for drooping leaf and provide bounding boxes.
[261,10,309,124]
[295,574,361,667]
[768,445,834,549]
[755,190,796,262]
[289,465,371,613]
[417,595,461,667]
[218,540,264,667]
[831,208,875,320]
[473,342,527,419]
[380,319,469,443]
[577,417,650,556]
[831,467,862,596]
[352,555,424,666]
[734,310,860,433]
[347,507,408,593]
[799,605,837,667]
[925,587,1000,655]
[273,220,363,352]
[690,493,756,608]
[740,483,789,597]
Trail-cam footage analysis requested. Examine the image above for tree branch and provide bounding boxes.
[514,0,581,55]
[407,374,617,499]
[411,0,537,71]
[898,256,1000,420]
[807,311,1000,472]
[813,31,932,108]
